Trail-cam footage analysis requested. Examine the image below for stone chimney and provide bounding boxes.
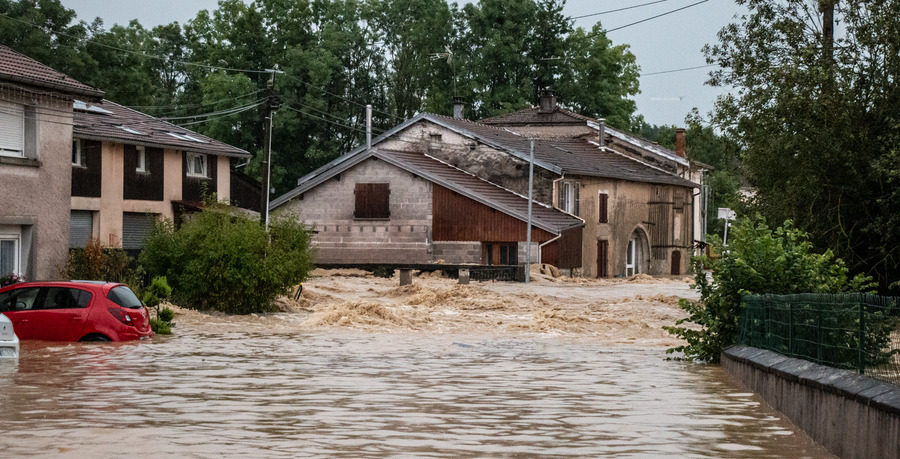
[538,89,556,114]
[452,97,465,119]
[597,119,606,147]
[675,128,686,158]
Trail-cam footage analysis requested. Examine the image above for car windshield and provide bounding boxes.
[107,286,144,309]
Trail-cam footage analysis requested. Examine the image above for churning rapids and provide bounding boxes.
[1,330,832,458]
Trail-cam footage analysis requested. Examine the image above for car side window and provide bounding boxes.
[0,287,40,311]
[38,287,92,310]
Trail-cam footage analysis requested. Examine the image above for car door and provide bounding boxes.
[28,287,93,341]
[0,286,41,340]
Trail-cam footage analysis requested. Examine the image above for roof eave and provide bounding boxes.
[0,73,104,101]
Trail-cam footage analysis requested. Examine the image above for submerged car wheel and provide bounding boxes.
[80,334,111,342]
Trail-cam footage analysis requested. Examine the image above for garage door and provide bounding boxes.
[122,212,156,250]
[69,210,93,248]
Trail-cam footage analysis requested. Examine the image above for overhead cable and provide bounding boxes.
[606,0,710,32]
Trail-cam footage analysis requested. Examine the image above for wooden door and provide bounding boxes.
[671,250,681,275]
[597,240,608,278]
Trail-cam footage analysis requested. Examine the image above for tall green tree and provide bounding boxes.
[706,0,900,289]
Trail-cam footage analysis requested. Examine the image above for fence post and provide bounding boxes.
[858,300,865,375]
[817,304,823,364]
[788,300,794,357]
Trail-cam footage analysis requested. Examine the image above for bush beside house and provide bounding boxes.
[139,200,315,314]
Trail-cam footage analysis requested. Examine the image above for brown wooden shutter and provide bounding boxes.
[598,193,608,223]
[354,183,390,219]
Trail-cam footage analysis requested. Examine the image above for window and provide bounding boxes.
[354,183,390,219]
[72,139,83,166]
[0,235,19,277]
[135,145,147,172]
[41,287,92,309]
[0,287,38,312]
[122,213,157,250]
[482,243,517,266]
[558,181,580,215]
[598,192,609,223]
[186,152,208,177]
[429,133,442,150]
[0,100,25,157]
[69,210,94,248]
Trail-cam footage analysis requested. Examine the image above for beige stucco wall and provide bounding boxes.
[567,177,692,277]
[0,92,73,279]
[275,157,434,264]
[216,157,230,201]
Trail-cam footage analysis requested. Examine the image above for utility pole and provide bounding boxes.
[525,139,534,283]
[260,67,284,227]
[820,0,835,65]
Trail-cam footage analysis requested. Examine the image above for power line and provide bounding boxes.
[174,101,265,127]
[158,100,264,120]
[642,63,717,76]
[607,0,710,33]
[281,104,376,135]
[572,0,675,20]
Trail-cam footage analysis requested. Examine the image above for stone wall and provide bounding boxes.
[276,157,435,265]
[722,345,900,459]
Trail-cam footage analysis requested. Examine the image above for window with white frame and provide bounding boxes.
[0,234,19,277]
[557,180,580,216]
[135,145,147,172]
[0,100,25,158]
[186,152,208,178]
[72,139,83,166]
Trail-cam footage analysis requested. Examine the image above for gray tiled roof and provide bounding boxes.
[431,114,696,188]
[480,106,591,125]
[0,45,103,99]
[73,99,250,158]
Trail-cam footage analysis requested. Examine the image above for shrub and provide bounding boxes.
[664,217,874,362]
[158,307,175,323]
[139,200,315,314]
[150,318,171,335]
[64,239,133,281]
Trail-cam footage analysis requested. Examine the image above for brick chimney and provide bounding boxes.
[538,89,556,114]
[675,128,686,158]
[452,96,465,119]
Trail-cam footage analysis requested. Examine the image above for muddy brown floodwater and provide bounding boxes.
[0,271,835,457]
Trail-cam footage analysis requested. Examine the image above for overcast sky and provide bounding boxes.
[61,0,744,127]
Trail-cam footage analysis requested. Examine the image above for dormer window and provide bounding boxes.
[186,152,208,178]
[135,145,147,172]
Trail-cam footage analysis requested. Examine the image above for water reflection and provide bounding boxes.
[0,332,832,458]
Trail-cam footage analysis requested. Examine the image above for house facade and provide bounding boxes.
[0,45,104,279]
[271,148,583,267]
[274,108,695,276]
[480,90,711,260]
[70,100,251,252]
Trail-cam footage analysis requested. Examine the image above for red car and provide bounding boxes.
[0,281,152,342]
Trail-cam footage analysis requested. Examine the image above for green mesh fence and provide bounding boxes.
[739,294,900,385]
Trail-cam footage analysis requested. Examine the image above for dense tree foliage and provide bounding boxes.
[706,0,900,290]
[638,111,742,238]
[664,217,874,362]
[0,0,641,196]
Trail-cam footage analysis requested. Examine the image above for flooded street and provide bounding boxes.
[1,331,832,458]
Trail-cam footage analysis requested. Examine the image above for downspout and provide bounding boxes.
[538,233,562,266]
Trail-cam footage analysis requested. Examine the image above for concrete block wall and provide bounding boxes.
[723,345,900,459]
[432,241,481,264]
[276,157,433,264]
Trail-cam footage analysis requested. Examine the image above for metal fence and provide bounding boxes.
[739,293,900,385]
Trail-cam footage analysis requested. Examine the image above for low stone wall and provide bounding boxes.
[722,345,900,459]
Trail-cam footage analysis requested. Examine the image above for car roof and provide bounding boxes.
[0,280,125,293]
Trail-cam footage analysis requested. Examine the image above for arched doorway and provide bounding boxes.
[624,228,649,277]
